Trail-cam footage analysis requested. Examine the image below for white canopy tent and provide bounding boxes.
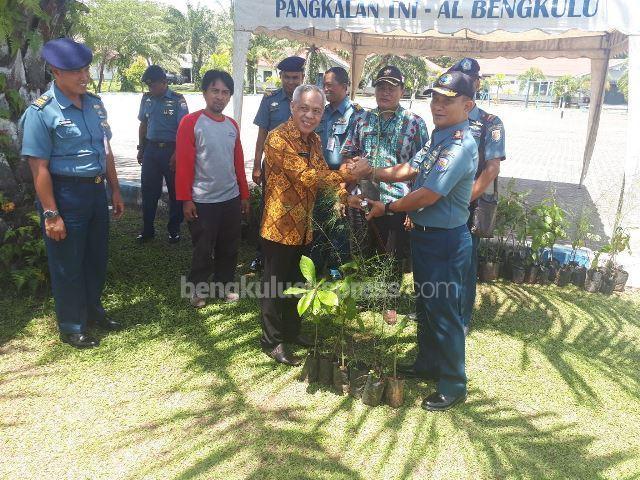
[231,0,639,212]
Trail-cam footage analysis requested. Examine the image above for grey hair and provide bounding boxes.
[292,84,326,104]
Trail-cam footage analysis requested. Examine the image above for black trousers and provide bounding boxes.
[369,213,408,279]
[260,238,308,349]
[187,196,241,290]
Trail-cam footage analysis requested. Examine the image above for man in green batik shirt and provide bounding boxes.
[341,65,428,270]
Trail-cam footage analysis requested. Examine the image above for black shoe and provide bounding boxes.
[96,317,122,331]
[135,233,154,243]
[264,343,301,366]
[396,364,439,381]
[168,234,181,244]
[60,333,99,349]
[421,392,467,411]
[290,334,314,348]
[250,257,263,272]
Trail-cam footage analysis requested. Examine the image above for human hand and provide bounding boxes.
[364,199,384,221]
[183,200,198,221]
[45,216,67,241]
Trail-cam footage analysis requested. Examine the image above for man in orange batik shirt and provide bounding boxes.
[259,84,360,366]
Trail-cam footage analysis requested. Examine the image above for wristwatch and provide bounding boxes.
[385,201,394,216]
[43,209,60,219]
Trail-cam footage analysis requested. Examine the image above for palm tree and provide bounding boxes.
[517,67,545,103]
[165,2,219,85]
[303,44,332,85]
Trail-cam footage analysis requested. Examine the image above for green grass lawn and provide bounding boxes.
[1,214,639,479]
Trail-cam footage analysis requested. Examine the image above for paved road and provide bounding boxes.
[102,92,640,286]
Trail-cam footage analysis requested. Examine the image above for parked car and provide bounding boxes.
[166,72,186,85]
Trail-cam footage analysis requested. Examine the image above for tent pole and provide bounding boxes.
[349,34,366,101]
[615,35,640,231]
[232,30,251,127]
[579,51,610,186]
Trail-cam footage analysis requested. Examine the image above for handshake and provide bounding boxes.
[339,156,373,182]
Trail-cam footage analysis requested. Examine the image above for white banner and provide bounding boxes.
[234,0,640,35]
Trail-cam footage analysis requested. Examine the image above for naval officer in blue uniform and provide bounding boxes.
[136,65,189,243]
[447,58,506,336]
[249,56,305,271]
[349,71,478,410]
[20,38,124,348]
[311,66,364,277]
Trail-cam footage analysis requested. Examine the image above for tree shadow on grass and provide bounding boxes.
[474,281,640,404]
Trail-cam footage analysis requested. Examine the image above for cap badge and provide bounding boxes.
[439,74,453,86]
[462,59,472,71]
[384,69,392,75]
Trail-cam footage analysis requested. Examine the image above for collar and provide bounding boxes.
[373,104,403,121]
[327,96,350,116]
[284,118,319,146]
[432,119,469,146]
[468,104,480,121]
[277,88,291,102]
[53,83,75,110]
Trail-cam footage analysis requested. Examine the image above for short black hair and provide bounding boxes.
[324,66,350,86]
[201,69,234,95]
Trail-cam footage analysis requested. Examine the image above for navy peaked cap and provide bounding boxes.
[277,56,305,72]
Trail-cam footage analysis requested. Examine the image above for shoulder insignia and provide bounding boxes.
[173,92,185,100]
[452,130,463,140]
[264,90,274,97]
[142,92,152,99]
[86,91,101,99]
[352,103,363,112]
[31,94,52,110]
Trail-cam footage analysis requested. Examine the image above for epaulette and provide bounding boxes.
[86,91,101,100]
[352,103,363,112]
[452,130,463,140]
[142,92,152,99]
[174,92,185,100]
[264,90,275,97]
[481,112,496,122]
[31,94,52,110]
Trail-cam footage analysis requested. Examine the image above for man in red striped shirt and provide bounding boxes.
[175,70,250,307]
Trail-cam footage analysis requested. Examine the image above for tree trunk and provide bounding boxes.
[96,59,106,93]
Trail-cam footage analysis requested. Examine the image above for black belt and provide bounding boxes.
[147,140,175,148]
[52,174,105,184]
[412,223,448,232]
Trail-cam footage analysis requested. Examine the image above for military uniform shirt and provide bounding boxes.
[342,105,428,203]
[253,88,292,132]
[468,105,506,179]
[315,97,363,170]
[20,83,111,177]
[138,89,188,142]
[409,120,478,229]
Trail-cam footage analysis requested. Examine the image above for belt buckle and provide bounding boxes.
[158,142,166,148]
[94,175,103,184]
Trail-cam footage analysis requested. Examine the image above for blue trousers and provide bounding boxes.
[411,225,471,397]
[40,181,109,334]
[461,232,480,328]
[141,143,183,237]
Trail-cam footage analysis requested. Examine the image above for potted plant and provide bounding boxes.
[530,196,567,285]
[330,263,360,394]
[565,208,599,287]
[384,315,409,408]
[494,181,528,281]
[284,255,339,383]
[599,226,632,294]
[478,238,501,282]
[584,251,604,293]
